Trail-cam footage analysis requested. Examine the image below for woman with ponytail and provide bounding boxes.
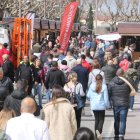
[87,74,110,140]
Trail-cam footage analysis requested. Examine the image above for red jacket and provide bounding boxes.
[119,59,129,72]
[82,59,92,72]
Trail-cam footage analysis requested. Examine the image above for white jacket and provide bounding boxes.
[6,113,50,140]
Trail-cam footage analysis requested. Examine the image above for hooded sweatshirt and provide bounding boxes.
[64,56,76,69]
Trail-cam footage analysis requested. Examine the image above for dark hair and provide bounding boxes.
[30,55,38,63]
[86,51,91,57]
[95,74,103,93]
[16,79,28,91]
[81,54,86,60]
[52,85,66,105]
[3,43,8,48]
[92,60,100,69]
[61,60,67,65]
[73,127,95,140]
[51,61,58,67]
[48,54,53,59]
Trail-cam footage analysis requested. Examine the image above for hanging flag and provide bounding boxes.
[25,11,35,49]
[59,2,79,52]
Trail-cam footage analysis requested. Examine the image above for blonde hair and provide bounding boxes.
[0,108,16,130]
[68,71,77,81]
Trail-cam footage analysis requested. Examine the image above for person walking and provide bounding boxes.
[15,56,36,95]
[33,59,45,109]
[72,58,89,93]
[63,50,76,69]
[43,85,77,140]
[108,69,131,140]
[2,54,14,82]
[4,80,28,116]
[5,97,50,140]
[45,61,65,102]
[102,60,117,85]
[0,68,14,111]
[64,71,85,128]
[88,59,105,88]
[87,74,110,140]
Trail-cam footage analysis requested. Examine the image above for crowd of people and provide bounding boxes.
[0,35,139,140]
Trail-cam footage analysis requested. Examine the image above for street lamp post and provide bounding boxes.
[19,0,22,17]
[44,0,46,18]
[95,0,98,34]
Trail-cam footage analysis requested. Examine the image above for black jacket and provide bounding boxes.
[45,67,65,89]
[108,76,130,107]
[15,62,36,85]
[102,65,117,84]
[4,89,27,116]
[0,76,14,110]
[4,89,40,116]
[72,64,89,93]
[2,60,14,82]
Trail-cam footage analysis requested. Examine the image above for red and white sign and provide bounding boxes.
[59,2,79,52]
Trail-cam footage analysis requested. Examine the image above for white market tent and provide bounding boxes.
[96,33,121,41]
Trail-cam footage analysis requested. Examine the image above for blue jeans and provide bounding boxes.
[113,106,128,136]
[46,89,52,103]
[32,84,42,107]
[130,96,134,109]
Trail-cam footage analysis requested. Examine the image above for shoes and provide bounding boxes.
[129,109,133,112]
[119,137,124,140]
[39,106,43,109]
[114,135,119,140]
[96,130,102,140]
[91,110,94,116]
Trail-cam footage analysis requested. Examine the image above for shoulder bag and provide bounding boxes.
[119,76,137,96]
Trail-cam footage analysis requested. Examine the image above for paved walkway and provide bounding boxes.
[81,93,140,140]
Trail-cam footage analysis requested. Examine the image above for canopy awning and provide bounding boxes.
[118,22,140,36]
[96,33,121,41]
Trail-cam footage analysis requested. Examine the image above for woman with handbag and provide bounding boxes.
[64,71,85,128]
[87,74,110,140]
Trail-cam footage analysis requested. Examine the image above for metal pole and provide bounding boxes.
[60,0,62,21]
[19,0,21,17]
[44,0,46,18]
[95,0,98,34]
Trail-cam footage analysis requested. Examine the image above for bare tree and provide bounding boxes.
[0,0,70,19]
[98,0,140,32]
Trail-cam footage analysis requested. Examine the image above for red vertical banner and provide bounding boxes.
[59,2,79,52]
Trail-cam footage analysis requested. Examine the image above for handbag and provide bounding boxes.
[74,83,84,109]
[66,83,84,109]
[119,76,137,96]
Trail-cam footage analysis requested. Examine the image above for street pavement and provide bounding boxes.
[81,93,140,140]
[41,92,140,140]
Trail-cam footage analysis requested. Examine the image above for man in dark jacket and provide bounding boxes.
[108,69,131,140]
[72,58,89,93]
[4,79,28,116]
[45,61,65,102]
[0,68,14,110]
[102,60,117,85]
[15,56,36,95]
[2,54,14,82]
[4,79,40,116]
